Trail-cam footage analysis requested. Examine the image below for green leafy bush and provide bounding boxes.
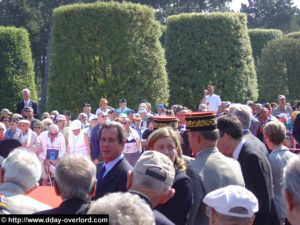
[0,26,37,111]
[285,31,300,39]
[248,29,283,64]
[165,13,258,109]
[257,38,300,104]
[47,2,168,115]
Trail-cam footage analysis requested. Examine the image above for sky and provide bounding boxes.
[229,0,300,12]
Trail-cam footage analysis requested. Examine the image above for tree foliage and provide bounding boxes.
[248,28,282,63]
[47,2,168,116]
[165,13,258,109]
[0,26,37,111]
[257,38,300,104]
[241,0,300,33]
[285,31,300,39]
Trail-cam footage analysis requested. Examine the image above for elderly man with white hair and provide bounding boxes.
[0,149,51,213]
[127,150,176,225]
[13,119,40,154]
[36,154,96,214]
[88,192,155,225]
[39,124,66,185]
[16,88,39,118]
[203,185,258,225]
[284,156,300,225]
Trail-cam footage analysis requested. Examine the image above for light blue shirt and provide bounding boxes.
[102,154,124,178]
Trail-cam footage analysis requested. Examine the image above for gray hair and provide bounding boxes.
[214,209,252,225]
[55,153,96,201]
[2,149,42,192]
[88,192,155,225]
[49,124,59,132]
[229,104,253,129]
[22,88,30,94]
[284,156,300,208]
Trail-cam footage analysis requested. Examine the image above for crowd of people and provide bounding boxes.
[0,86,299,225]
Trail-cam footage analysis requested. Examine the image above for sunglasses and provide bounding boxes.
[101,116,107,118]
[3,119,10,122]
[47,123,52,126]
[121,122,128,125]
[24,110,32,113]
[0,128,4,131]
[34,127,42,129]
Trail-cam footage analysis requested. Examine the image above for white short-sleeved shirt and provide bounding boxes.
[205,94,221,111]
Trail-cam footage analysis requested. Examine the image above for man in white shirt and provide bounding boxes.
[201,85,221,112]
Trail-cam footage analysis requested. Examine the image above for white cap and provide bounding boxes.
[89,115,98,122]
[119,113,127,119]
[138,107,147,113]
[70,120,81,130]
[203,185,258,218]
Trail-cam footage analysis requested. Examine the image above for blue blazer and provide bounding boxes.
[92,157,132,200]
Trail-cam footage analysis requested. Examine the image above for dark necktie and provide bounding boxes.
[97,165,106,185]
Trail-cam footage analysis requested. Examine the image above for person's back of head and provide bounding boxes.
[229,104,252,130]
[284,156,300,225]
[87,192,155,225]
[203,185,258,225]
[217,115,243,140]
[1,149,42,193]
[55,153,96,201]
[128,151,175,208]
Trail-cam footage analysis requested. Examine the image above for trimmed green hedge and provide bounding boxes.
[0,26,37,111]
[248,29,283,63]
[165,13,258,108]
[285,31,300,39]
[47,2,168,115]
[257,38,300,104]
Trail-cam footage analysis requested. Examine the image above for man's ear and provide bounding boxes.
[160,188,175,204]
[90,179,97,197]
[284,189,293,211]
[54,182,60,196]
[0,168,4,184]
[126,170,134,190]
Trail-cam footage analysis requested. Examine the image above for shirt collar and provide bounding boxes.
[103,154,124,176]
[233,139,246,160]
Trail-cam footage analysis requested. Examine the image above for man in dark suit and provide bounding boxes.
[92,121,132,200]
[16,88,39,119]
[35,154,97,214]
[217,113,280,225]
[292,113,300,148]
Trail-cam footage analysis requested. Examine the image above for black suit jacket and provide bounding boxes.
[293,113,300,144]
[92,157,132,200]
[129,191,175,225]
[243,130,269,157]
[156,170,193,225]
[16,100,39,119]
[35,199,88,214]
[238,140,280,225]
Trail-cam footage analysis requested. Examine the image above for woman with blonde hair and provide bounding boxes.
[147,126,193,225]
[42,118,53,131]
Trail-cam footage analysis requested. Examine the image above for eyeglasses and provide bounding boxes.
[50,133,58,137]
[34,127,42,129]
[101,116,107,118]
[24,110,32,113]
[2,119,10,122]
[121,122,128,125]
[47,123,52,126]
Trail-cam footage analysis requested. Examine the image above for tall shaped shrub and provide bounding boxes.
[165,13,258,109]
[257,38,300,104]
[0,26,37,111]
[47,2,169,115]
[248,29,283,63]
